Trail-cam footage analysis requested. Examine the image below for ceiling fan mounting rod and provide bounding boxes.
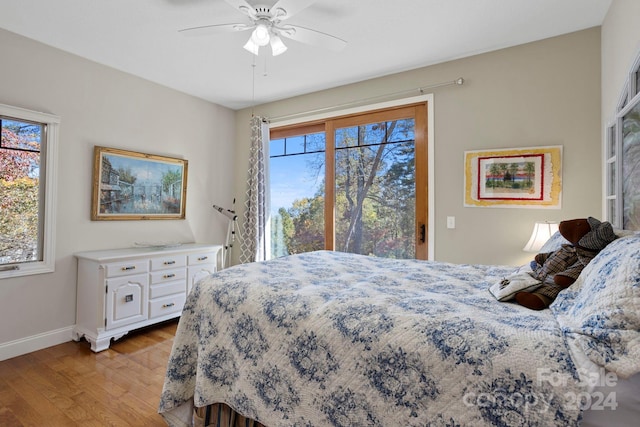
[255,17,274,29]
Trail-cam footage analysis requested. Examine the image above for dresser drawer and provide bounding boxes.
[104,260,149,278]
[188,252,216,266]
[150,268,187,285]
[149,293,186,319]
[150,280,186,299]
[151,255,186,271]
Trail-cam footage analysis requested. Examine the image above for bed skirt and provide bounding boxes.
[193,404,266,427]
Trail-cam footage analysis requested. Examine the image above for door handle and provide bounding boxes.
[419,223,426,243]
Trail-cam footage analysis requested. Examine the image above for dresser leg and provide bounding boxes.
[87,336,112,352]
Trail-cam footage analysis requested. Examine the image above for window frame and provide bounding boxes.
[604,120,620,227]
[605,48,640,230]
[0,103,59,279]
[270,96,432,260]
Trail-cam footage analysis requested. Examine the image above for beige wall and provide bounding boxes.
[0,29,235,355]
[234,28,603,267]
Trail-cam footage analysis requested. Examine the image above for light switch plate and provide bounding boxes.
[447,216,455,229]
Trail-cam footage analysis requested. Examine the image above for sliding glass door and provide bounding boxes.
[269,103,428,259]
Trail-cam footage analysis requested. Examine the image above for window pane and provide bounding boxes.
[622,99,640,230]
[607,161,616,197]
[286,135,305,155]
[607,124,616,158]
[270,151,325,258]
[388,119,415,142]
[334,119,416,259]
[270,138,285,156]
[1,118,44,265]
[608,199,617,227]
[361,123,386,146]
[335,127,358,148]
[306,132,326,152]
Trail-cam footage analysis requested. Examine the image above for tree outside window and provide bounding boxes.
[0,104,59,278]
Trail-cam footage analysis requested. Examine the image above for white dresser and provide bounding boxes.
[73,243,222,352]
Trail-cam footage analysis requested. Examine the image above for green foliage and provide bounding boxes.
[286,196,325,254]
[486,161,535,189]
[0,177,39,262]
[1,125,42,263]
[271,207,294,257]
[162,168,182,193]
[117,167,137,185]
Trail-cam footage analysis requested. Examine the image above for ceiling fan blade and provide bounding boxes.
[278,25,347,51]
[270,0,317,20]
[179,23,253,37]
[222,0,257,18]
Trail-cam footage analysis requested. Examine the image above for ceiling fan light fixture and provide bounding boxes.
[270,34,287,56]
[180,0,347,57]
[251,23,270,46]
[243,37,260,55]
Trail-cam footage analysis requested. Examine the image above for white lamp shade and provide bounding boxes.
[245,25,287,56]
[251,24,270,46]
[523,222,559,252]
[270,34,287,56]
[243,38,260,55]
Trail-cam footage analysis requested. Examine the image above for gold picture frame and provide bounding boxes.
[464,145,562,209]
[91,146,188,220]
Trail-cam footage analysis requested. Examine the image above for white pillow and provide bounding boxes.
[551,234,640,379]
[538,230,570,253]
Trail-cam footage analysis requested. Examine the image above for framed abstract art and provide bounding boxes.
[464,146,562,209]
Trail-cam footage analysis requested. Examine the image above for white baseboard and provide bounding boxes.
[0,326,74,361]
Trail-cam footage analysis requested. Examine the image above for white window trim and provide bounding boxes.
[604,47,640,229]
[0,103,59,279]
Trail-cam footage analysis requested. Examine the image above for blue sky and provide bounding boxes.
[270,154,324,215]
[106,153,181,184]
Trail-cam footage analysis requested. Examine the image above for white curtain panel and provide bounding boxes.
[239,116,270,263]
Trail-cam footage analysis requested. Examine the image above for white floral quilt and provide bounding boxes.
[159,251,587,427]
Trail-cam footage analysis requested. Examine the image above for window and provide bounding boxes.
[269,123,326,257]
[604,122,619,226]
[269,103,428,260]
[0,104,59,278]
[606,48,640,231]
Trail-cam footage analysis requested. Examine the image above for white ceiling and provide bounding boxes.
[0,0,611,110]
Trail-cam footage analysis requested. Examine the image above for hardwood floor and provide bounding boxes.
[0,320,179,427]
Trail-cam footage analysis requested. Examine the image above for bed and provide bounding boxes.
[158,232,640,427]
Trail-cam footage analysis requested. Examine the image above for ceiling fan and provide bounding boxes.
[179,0,347,56]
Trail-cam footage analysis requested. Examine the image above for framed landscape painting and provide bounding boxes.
[91,146,188,220]
[464,146,562,209]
